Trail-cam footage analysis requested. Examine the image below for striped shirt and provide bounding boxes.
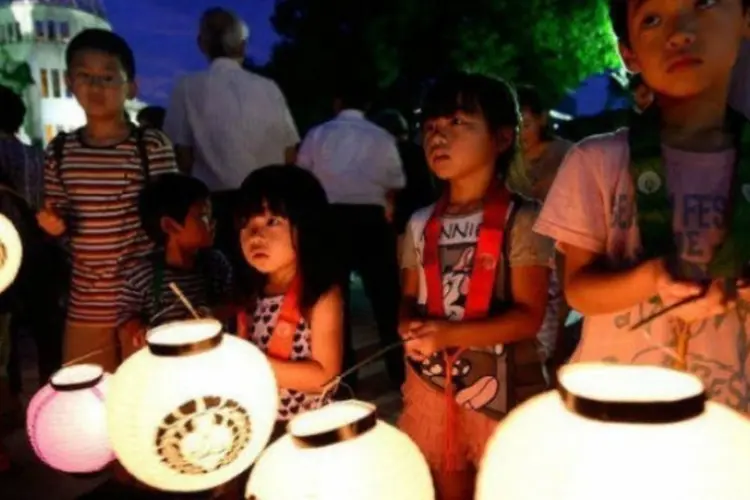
[43,127,178,326]
[116,250,233,328]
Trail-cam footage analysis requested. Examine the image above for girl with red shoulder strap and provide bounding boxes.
[398,73,553,499]
[234,165,343,425]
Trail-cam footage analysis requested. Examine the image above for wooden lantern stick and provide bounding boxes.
[671,317,690,371]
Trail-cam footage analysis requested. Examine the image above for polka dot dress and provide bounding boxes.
[249,295,330,421]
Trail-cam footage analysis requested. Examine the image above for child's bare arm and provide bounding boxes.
[561,243,664,315]
[420,264,550,351]
[268,286,343,394]
[118,318,146,349]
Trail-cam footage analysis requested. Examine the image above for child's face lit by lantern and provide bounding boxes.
[240,209,297,275]
[619,0,750,99]
[422,111,511,181]
[166,199,215,251]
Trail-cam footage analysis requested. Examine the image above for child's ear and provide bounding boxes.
[618,42,642,73]
[160,216,182,236]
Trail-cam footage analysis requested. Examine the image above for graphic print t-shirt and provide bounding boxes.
[534,129,750,413]
[401,198,553,418]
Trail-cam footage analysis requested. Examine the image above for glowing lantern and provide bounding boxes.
[477,363,750,500]
[0,213,22,294]
[246,400,434,499]
[107,319,278,492]
[26,364,114,474]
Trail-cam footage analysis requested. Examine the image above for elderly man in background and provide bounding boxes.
[164,7,299,267]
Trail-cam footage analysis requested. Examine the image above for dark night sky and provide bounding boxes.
[104,0,624,114]
[105,0,279,105]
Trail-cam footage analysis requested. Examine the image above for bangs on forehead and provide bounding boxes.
[420,79,485,123]
[237,186,290,221]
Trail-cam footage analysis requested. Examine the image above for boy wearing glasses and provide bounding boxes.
[36,29,178,372]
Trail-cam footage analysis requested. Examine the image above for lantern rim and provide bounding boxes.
[290,400,378,449]
[146,318,223,357]
[50,364,104,391]
[0,212,23,295]
[557,363,706,424]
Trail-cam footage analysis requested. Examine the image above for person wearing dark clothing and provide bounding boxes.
[371,109,438,235]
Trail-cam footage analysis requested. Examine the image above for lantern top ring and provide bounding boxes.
[50,364,104,391]
[290,400,378,449]
[556,363,706,424]
[146,318,224,357]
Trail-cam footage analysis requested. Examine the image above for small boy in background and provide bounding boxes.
[36,29,178,371]
[116,173,232,357]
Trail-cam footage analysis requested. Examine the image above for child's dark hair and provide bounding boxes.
[137,106,166,130]
[234,165,339,312]
[515,83,554,142]
[138,174,210,245]
[609,0,750,45]
[66,29,136,81]
[420,72,520,177]
[0,85,25,135]
[515,84,545,116]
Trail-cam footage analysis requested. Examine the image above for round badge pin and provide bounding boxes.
[637,171,662,194]
[0,214,22,294]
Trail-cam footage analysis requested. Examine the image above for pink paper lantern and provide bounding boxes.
[27,364,114,474]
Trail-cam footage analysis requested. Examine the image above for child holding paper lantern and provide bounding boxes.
[534,0,750,412]
[398,72,553,499]
[116,173,233,359]
[234,165,343,428]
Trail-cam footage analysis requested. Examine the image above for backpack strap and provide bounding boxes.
[51,132,67,170]
[135,127,151,183]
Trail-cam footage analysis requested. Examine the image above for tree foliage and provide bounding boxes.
[0,46,34,95]
[265,0,620,131]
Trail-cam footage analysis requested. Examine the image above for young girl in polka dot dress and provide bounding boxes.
[234,165,343,429]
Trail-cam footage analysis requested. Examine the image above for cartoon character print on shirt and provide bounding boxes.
[414,243,508,417]
[250,296,327,420]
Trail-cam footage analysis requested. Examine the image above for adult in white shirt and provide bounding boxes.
[163,7,299,265]
[297,83,406,390]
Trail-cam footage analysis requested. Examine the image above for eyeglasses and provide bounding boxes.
[70,72,127,88]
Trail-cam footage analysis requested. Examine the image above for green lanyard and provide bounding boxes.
[629,107,750,280]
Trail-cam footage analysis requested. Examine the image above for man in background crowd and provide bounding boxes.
[137,105,166,130]
[298,83,406,391]
[164,7,299,267]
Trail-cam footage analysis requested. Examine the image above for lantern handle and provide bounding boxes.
[168,282,201,319]
[62,345,118,368]
[319,331,433,395]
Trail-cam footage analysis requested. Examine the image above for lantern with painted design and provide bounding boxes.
[26,364,114,474]
[246,400,434,499]
[476,363,750,500]
[107,319,278,492]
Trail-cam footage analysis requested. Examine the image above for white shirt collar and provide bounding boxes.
[338,109,365,119]
[210,58,242,72]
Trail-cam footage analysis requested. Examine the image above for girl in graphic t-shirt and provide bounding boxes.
[234,165,343,430]
[398,72,553,500]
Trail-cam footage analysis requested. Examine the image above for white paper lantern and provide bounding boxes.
[107,319,278,492]
[477,363,750,500]
[0,212,22,294]
[247,399,434,499]
[26,364,114,474]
